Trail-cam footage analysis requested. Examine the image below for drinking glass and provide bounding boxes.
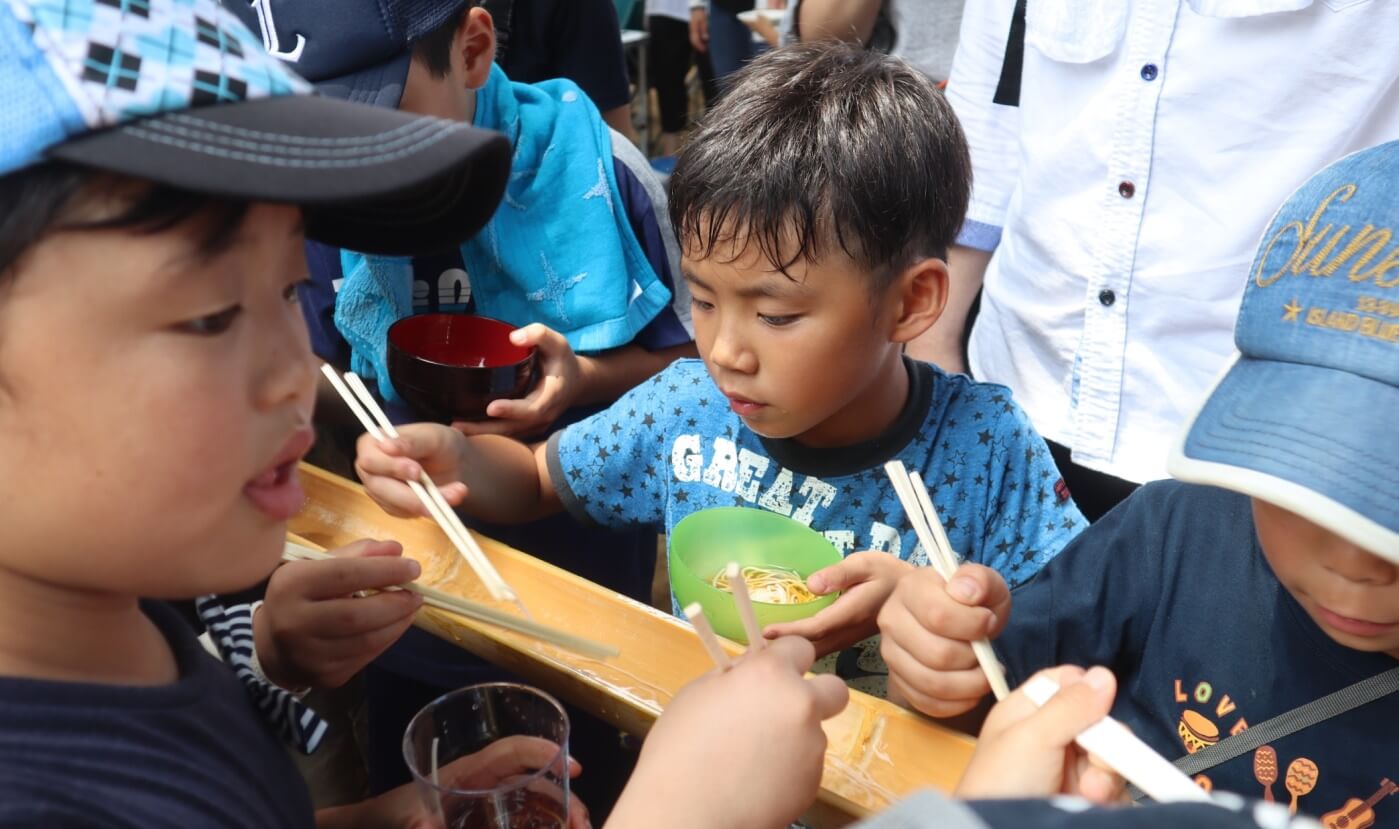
[404,683,572,829]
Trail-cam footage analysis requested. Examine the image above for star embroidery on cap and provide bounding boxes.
[1283,299,1303,322]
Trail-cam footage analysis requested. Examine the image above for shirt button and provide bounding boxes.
[1099,289,1117,307]
[1141,63,1159,81]
[1118,180,1136,199]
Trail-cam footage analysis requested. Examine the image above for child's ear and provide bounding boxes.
[457,7,497,90]
[888,257,949,345]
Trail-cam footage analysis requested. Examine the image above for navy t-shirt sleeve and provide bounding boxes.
[612,153,691,352]
[995,482,1182,687]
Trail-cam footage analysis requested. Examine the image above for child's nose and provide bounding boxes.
[707,324,756,374]
[1323,544,1397,587]
[257,316,319,413]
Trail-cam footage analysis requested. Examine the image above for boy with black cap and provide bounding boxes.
[877,140,1399,819]
[226,0,695,805]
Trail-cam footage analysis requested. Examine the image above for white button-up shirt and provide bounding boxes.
[950,0,1399,484]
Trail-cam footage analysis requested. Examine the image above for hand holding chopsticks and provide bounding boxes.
[283,539,617,660]
[320,365,523,611]
[686,562,765,671]
[884,460,1012,701]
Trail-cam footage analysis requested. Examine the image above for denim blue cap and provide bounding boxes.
[0,0,509,256]
[1169,140,1399,563]
[220,0,470,108]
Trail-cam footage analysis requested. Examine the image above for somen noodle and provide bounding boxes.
[711,565,817,605]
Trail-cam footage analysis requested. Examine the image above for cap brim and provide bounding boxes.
[1168,356,1399,564]
[46,94,509,256]
[314,50,411,109]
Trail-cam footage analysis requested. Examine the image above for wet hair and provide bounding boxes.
[412,5,474,78]
[668,41,972,291]
[0,162,250,282]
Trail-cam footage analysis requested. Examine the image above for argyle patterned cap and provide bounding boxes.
[0,0,511,256]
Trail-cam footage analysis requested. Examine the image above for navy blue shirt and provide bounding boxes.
[484,0,632,112]
[997,482,1399,821]
[0,602,314,828]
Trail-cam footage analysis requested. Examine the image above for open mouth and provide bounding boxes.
[243,427,315,521]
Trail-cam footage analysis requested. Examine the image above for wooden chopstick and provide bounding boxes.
[339,371,521,610]
[318,365,519,607]
[282,540,617,660]
[884,461,1011,701]
[726,562,766,650]
[684,602,733,671]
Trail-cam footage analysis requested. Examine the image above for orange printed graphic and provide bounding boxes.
[1286,758,1320,816]
[1195,774,1214,793]
[1321,778,1397,829]
[1255,746,1279,803]
[1178,709,1221,754]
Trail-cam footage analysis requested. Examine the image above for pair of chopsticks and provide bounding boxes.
[685,562,764,671]
[319,365,523,613]
[884,460,1011,701]
[282,540,618,661]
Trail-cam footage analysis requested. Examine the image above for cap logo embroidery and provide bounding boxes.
[248,0,304,62]
[1255,183,1399,290]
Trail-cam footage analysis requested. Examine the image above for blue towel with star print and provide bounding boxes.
[336,64,671,401]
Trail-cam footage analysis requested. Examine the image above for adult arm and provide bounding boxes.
[795,0,882,45]
[906,1,1022,372]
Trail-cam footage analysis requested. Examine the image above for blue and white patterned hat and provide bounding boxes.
[1169,140,1399,563]
[0,0,510,255]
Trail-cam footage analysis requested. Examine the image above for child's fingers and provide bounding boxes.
[805,553,876,595]
[762,596,857,641]
[359,474,434,518]
[1012,666,1116,748]
[1078,760,1128,804]
[328,538,404,559]
[881,638,991,710]
[305,590,424,634]
[805,673,852,721]
[484,374,562,422]
[881,604,980,672]
[752,634,818,675]
[274,554,422,601]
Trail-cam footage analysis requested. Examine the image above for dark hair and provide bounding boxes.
[412,6,473,78]
[668,42,972,290]
[0,162,250,280]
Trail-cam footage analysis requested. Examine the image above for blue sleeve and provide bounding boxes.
[994,482,1191,688]
[299,240,349,366]
[972,397,1087,588]
[546,371,674,530]
[613,154,691,351]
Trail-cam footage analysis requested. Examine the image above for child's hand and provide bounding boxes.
[319,736,590,829]
[762,552,913,657]
[454,324,581,440]
[254,540,423,690]
[955,665,1125,803]
[609,637,849,829]
[355,424,469,518]
[876,562,1011,718]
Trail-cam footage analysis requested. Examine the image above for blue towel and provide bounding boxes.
[336,65,672,402]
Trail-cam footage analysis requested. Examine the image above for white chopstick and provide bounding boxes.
[684,603,734,671]
[884,461,1011,701]
[726,562,766,650]
[1022,676,1210,803]
[319,365,519,608]
[282,541,617,660]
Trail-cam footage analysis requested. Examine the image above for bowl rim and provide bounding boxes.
[669,506,843,607]
[387,313,537,371]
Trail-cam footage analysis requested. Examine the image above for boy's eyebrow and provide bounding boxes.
[683,270,804,299]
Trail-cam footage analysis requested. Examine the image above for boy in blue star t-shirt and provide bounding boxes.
[357,42,1087,695]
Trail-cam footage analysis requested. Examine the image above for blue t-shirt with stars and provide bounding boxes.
[547,358,1087,693]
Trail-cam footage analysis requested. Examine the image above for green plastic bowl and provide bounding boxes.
[669,507,843,644]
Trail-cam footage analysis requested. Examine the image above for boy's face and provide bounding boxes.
[0,194,317,599]
[682,239,910,447]
[1253,499,1399,659]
